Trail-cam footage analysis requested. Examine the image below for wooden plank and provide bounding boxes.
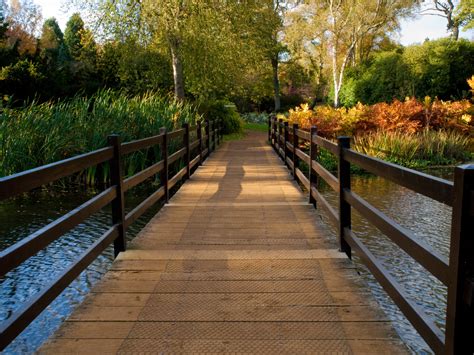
[39,132,408,355]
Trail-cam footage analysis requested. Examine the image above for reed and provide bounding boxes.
[0,90,200,181]
[354,130,472,168]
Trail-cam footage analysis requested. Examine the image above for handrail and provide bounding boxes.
[0,119,222,350]
[0,147,114,200]
[268,116,474,354]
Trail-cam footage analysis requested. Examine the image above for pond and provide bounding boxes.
[0,168,454,354]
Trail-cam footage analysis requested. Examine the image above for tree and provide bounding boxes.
[421,1,460,39]
[455,0,474,30]
[4,0,42,56]
[287,0,415,107]
[64,13,84,60]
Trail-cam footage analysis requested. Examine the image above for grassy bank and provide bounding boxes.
[0,90,200,180]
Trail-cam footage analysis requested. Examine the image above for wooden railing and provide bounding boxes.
[269,116,473,355]
[0,118,223,350]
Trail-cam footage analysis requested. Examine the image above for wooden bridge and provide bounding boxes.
[0,118,473,354]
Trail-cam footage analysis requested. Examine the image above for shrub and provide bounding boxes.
[197,99,243,135]
[241,112,270,124]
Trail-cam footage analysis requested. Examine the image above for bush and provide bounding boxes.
[337,38,474,106]
[197,99,243,134]
[241,112,270,124]
[287,98,473,139]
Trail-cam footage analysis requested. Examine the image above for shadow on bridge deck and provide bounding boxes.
[40,131,407,354]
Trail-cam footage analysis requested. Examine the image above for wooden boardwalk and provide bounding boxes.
[40,132,407,354]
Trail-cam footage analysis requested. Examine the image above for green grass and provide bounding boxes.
[353,130,472,168]
[0,89,200,181]
[244,122,268,132]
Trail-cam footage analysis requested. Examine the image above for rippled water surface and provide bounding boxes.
[318,168,453,354]
[1,169,454,354]
[0,184,161,354]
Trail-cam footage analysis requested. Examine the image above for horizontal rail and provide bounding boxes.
[344,190,449,285]
[295,129,310,141]
[311,186,339,228]
[190,139,200,150]
[0,225,119,350]
[168,129,185,140]
[190,154,200,169]
[296,168,310,189]
[312,160,339,192]
[169,166,187,190]
[286,141,293,151]
[287,157,294,171]
[0,187,117,277]
[121,134,163,155]
[124,187,165,229]
[343,228,445,354]
[0,147,114,201]
[168,147,186,165]
[123,160,164,192]
[202,148,209,157]
[314,135,338,155]
[343,149,453,206]
[295,148,310,165]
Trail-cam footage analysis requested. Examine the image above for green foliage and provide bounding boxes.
[198,100,243,135]
[241,112,270,124]
[64,13,84,60]
[340,39,474,106]
[0,90,200,177]
[0,59,44,101]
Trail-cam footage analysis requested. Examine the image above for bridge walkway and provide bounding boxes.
[40,131,406,354]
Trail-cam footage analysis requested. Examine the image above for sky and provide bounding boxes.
[33,0,474,45]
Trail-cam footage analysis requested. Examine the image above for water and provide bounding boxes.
[317,168,453,354]
[0,183,162,354]
[0,169,454,354]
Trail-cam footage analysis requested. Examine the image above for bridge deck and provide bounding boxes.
[40,132,407,354]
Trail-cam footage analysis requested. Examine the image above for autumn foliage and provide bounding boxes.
[286,97,473,138]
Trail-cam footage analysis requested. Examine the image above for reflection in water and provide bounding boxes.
[0,169,453,354]
[0,184,161,354]
[318,170,452,354]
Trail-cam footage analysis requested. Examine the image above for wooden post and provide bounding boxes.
[216,119,220,146]
[107,134,126,257]
[268,116,271,142]
[197,121,203,165]
[183,123,190,179]
[160,127,169,203]
[205,119,210,158]
[284,121,289,165]
[278,118,283,157]
[445,164,474,355]
[292,123,298,177]
[212,120,216,151]
[338,136,352,258]
[309,126,318,206]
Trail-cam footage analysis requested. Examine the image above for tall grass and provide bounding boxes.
[0,90,200,180]
[354,130,472,168]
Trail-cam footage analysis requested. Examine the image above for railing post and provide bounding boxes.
[292,123,298,177]
[309,126,318,206]
[183,122,190,179]
[197,121,203,165]
[160,127,169,203]
[337,136,352,258]
[278,118,283,157]
[212,120,216,151]
[107,134,126,257]
[268,116,271,142]
[445,164,474,355]
[284,121,289,165]
[216,119,220,146]
[205,119,210,158]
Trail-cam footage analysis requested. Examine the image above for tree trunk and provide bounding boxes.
[451,24,459,40]
[169,38,185,101]
[271,56,281,112]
